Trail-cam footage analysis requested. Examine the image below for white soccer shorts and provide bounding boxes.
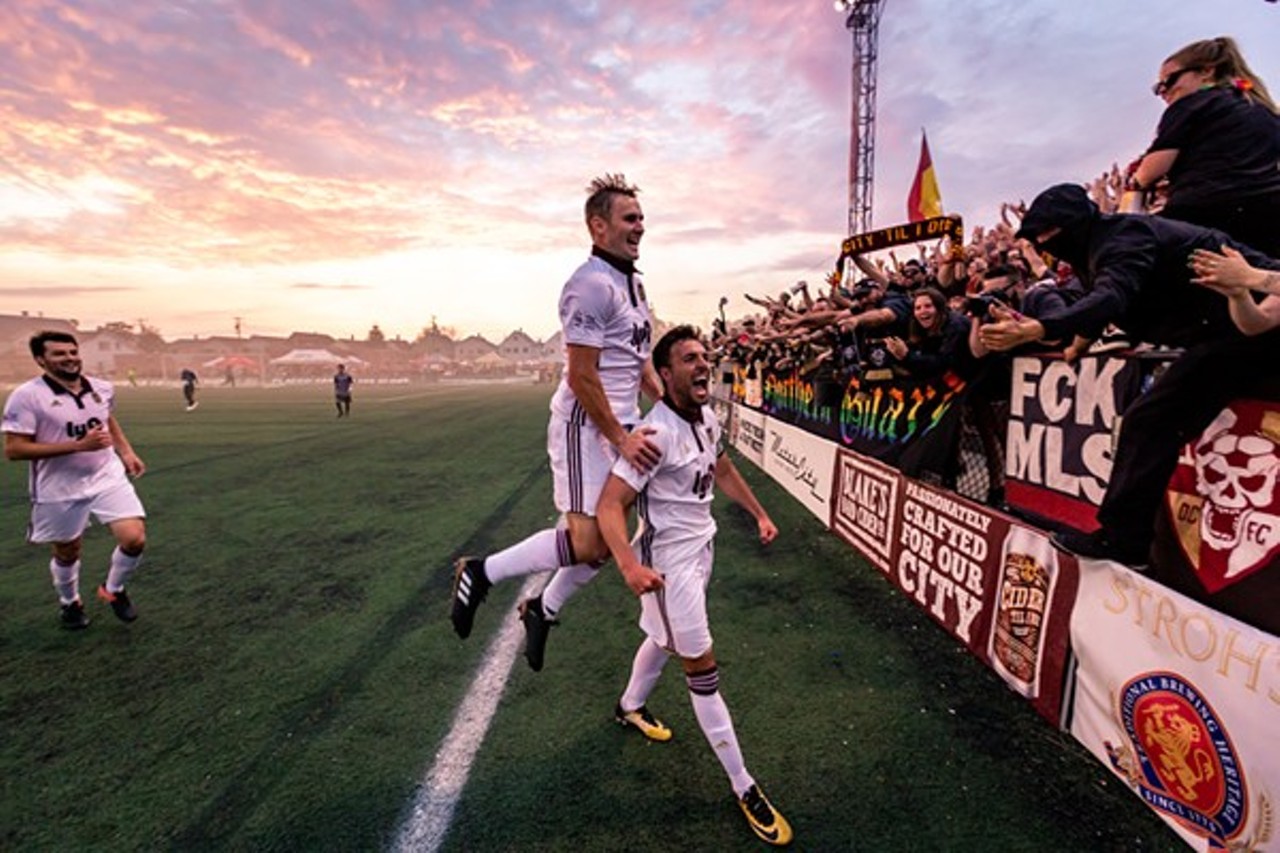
[27,481,146,544]
[547,411,622,516]
[639,540,715,659]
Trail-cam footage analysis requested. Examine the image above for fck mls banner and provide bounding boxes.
[1067,562,1277,851]
[1004,353,1142,531]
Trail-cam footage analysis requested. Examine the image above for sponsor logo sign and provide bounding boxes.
[732,405,766,470]
[831,450,899,573]
[762,418,836,525]
[1106,672,1248,847]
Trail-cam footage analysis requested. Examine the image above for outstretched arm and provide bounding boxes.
[713,454,778,545]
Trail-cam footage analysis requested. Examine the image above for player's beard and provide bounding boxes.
[47,364,82,384]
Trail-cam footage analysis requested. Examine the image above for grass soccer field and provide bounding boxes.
[0,383,1181,851]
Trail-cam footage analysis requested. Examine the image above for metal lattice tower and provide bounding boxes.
[836,0,885,236]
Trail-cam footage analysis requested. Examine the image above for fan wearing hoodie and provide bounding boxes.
[978,183,1280,567]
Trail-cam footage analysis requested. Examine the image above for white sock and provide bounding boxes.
[541,562,600,617]
[620,637,669,711]
[106,547,142,593]
[484,528,572,583]
[50,558,81,605]
[688,669,754,797]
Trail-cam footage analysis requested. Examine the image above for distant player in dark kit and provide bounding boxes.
[2,331,149,629]
[334,364,354,417]
[180,368,198,411]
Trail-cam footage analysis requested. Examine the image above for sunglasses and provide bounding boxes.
[1152,67,1195,97]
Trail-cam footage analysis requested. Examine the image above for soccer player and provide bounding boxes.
[450,173,663,671]
[180,367,199,411]
[596,325,793,847]
[333,363,354,417]
[2,331,148,629]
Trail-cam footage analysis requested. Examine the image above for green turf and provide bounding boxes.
[0,383,1180,851]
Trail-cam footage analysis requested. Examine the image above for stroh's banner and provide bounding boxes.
[1068,563,1277,851]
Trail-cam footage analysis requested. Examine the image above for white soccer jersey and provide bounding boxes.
[1,375,129,503]
[549,253,653,425]
[612,400,722,559]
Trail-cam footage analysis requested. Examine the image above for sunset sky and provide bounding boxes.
[2,1,1277,343]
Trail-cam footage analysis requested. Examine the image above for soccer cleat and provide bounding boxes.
[614,703,673,742]
[737,784,793,847]
[450,557,490,639]
[1052,529,1149,570]
[97,584,138,622]
[60,599,90,630]
[517,595,558,672]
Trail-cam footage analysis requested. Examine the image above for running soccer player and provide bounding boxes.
[596,325,793,847]
[450,173,663,671]
[2,331,148,629]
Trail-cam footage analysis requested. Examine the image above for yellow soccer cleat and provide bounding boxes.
[737,784,793,846]
[614,704,673,742]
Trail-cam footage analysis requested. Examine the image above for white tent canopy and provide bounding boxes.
[268,349,365,366]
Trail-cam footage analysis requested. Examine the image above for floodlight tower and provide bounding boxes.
[834,0,885,235]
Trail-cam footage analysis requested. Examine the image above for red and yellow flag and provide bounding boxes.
[907,130,943,222]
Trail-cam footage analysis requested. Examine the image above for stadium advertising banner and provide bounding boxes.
[1004,353,1141,531]
[710,394,734,440]
[831,449,901,574]
[769,438,1079,723]
[732,404,766,469]
[762,417,837,526]
[1067,562,1278,852]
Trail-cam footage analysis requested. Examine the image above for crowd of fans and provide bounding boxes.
[709,207,1093,388]
[709,36,1279,512]
[712,35,1277,387]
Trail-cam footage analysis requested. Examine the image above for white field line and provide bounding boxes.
[393,574,545,853]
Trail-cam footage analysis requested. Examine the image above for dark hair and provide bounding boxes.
[909,287,950,340]
[584,173,640,224]
[652,324,702,371]
[29,330,77,359]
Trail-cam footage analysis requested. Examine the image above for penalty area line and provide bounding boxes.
[393,574,545,852]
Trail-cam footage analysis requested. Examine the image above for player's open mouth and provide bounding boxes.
[692,376,709,390]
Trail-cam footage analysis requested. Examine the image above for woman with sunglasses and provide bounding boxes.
[1129,36,1279,255]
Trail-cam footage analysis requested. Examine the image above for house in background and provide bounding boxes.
[454,334,498,363]
[498,329,542,363]
[78,328,141,377]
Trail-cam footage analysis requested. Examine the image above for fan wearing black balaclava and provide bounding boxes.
[978,183,1280,566]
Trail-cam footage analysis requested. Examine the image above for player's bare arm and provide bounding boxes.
[108,416,146,477]
[713,454,779,545]
[4,425,113,461]
[640,360,664,405]
[566,343,660,472]
[597,473,664,595]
